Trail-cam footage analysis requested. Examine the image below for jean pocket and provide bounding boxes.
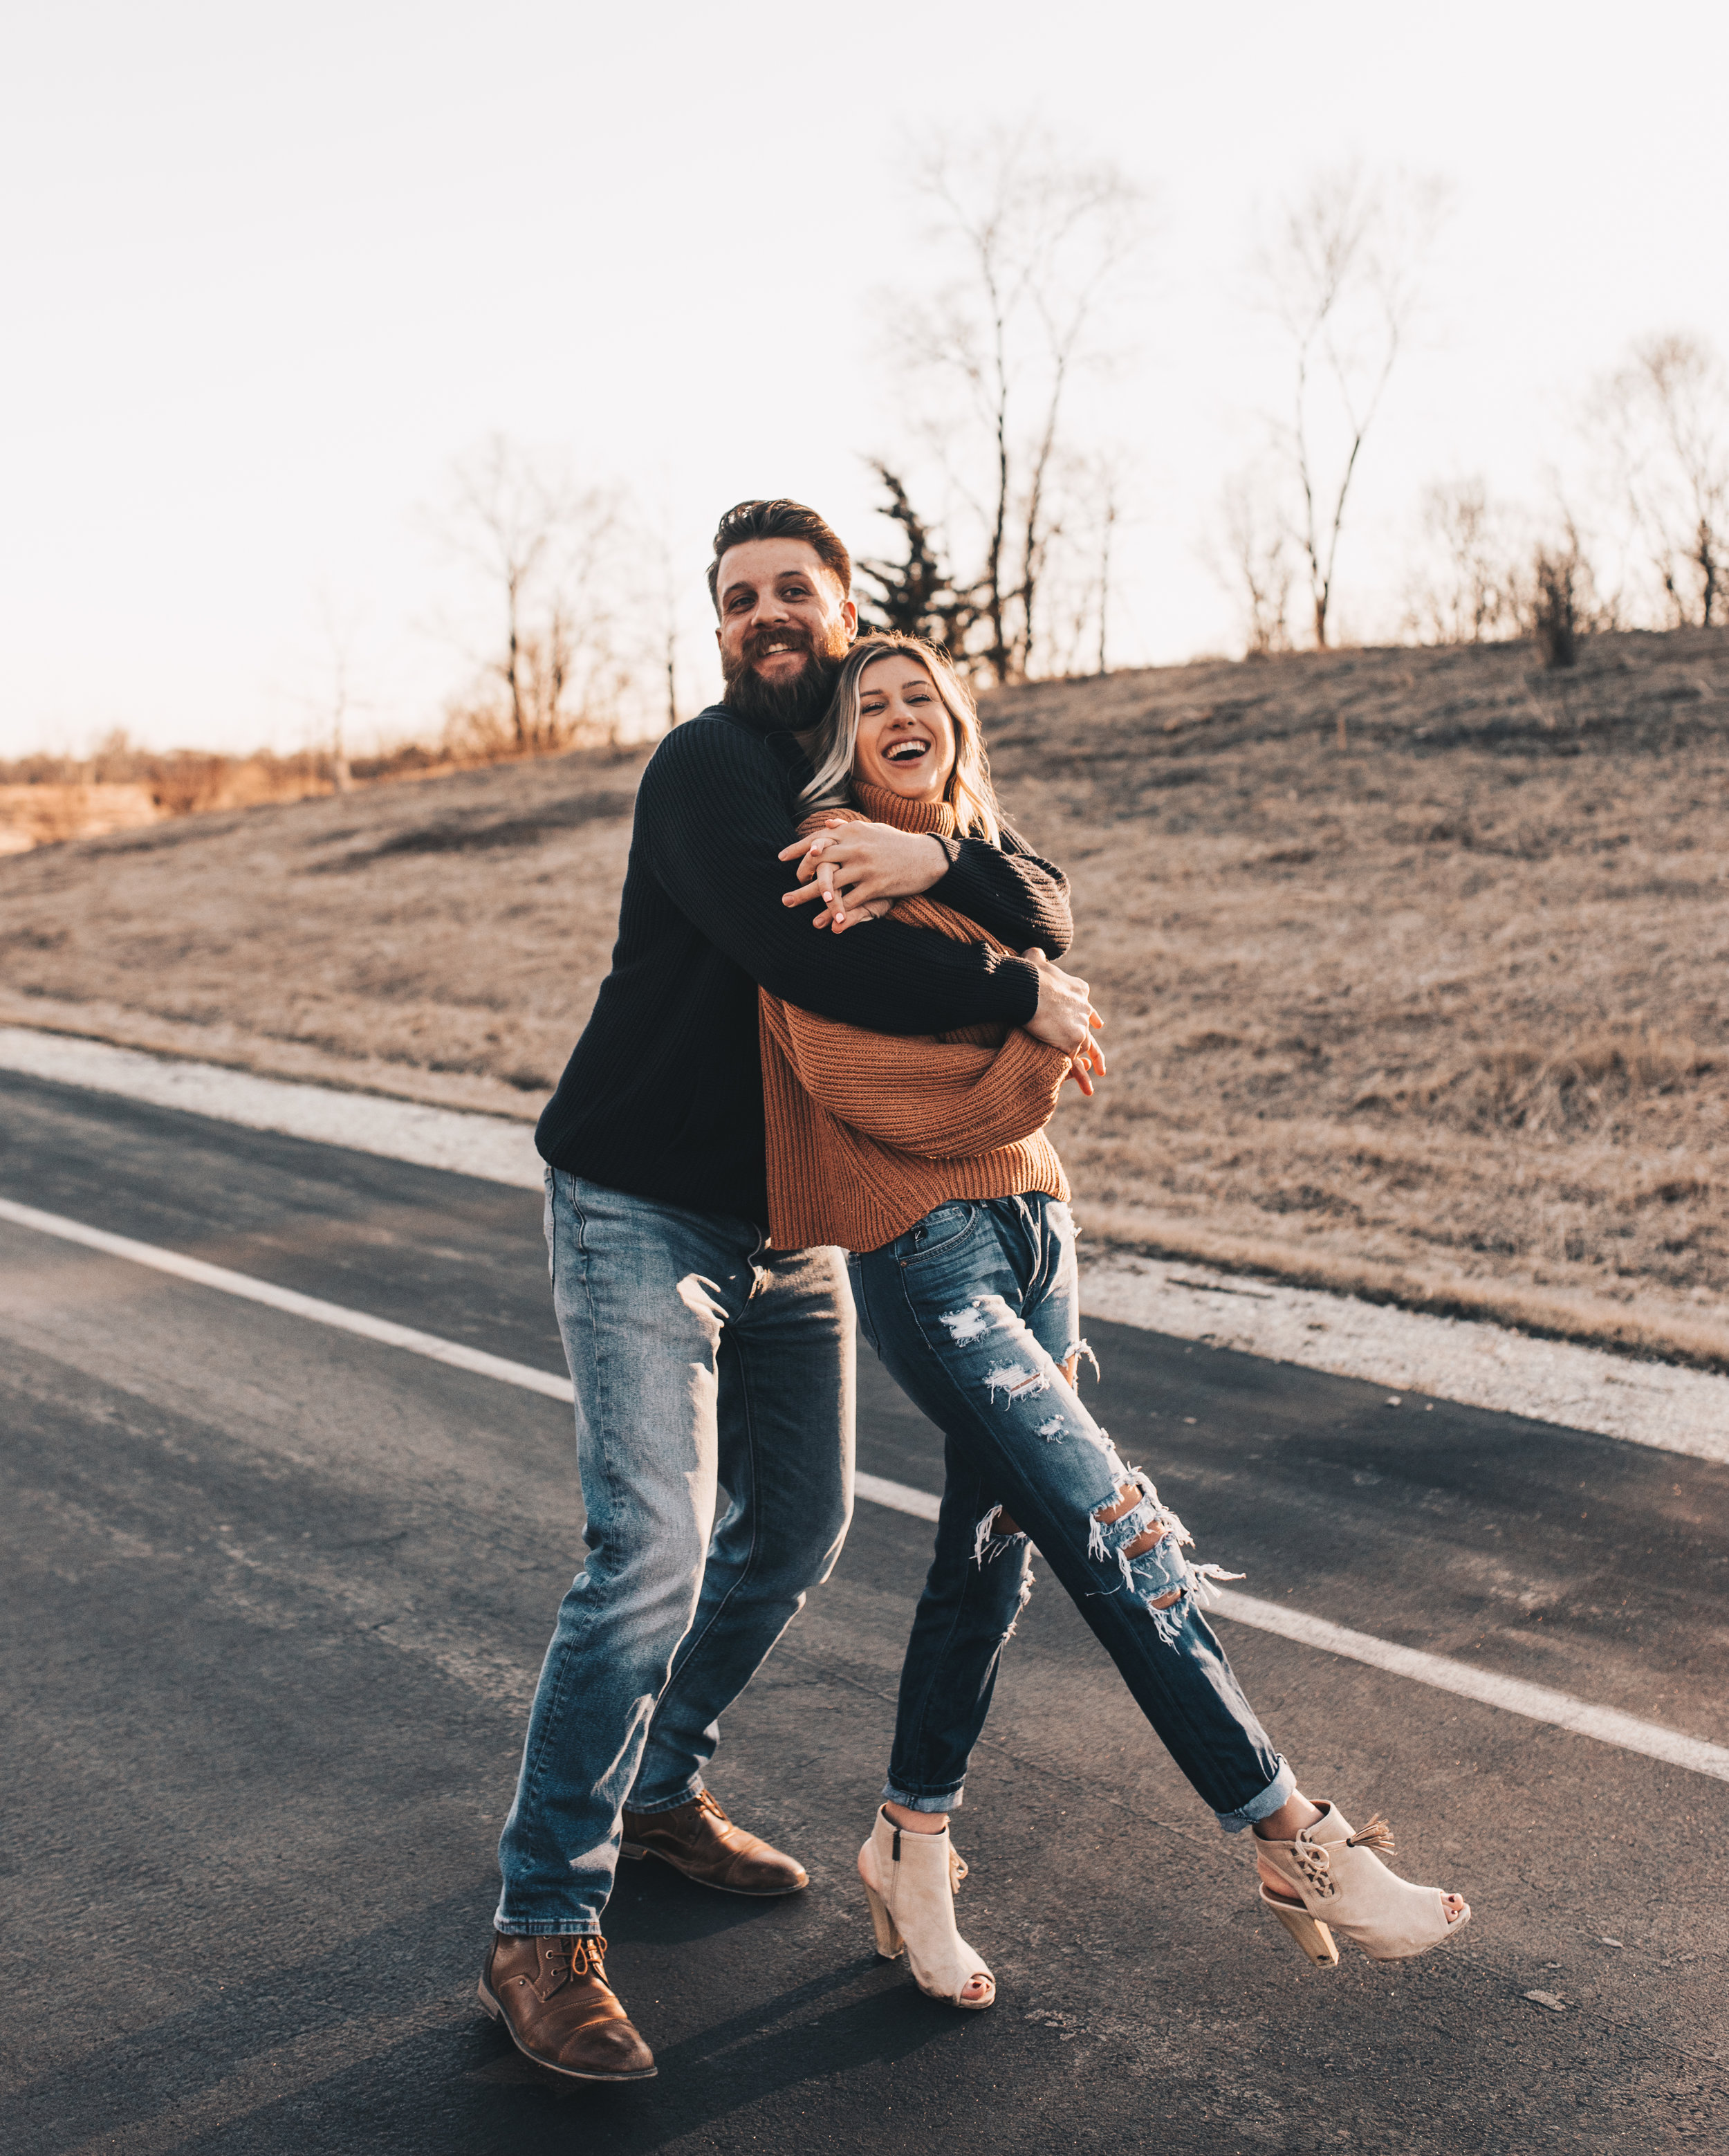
[900,1201,978,1267]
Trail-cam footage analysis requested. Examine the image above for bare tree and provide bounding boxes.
[439,436,628,757]
[1597,333,1729,628]
[890,126,1147,685]
[1204,468,1294,658]
[1401,477,1520,645]
[983,446,1133,677]
[1256,165,1447,648]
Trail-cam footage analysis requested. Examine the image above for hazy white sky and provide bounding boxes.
[3,0,1725,756]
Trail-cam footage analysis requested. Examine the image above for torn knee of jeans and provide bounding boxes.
[971,1503,1029,1567]
[1089,1478,1187,1598]
[1084,1473,1241,1638]
[1062,1338,1102,1387]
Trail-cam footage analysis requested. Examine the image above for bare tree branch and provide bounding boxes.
[438,437,630,757]
[1255,165,1447,648]
[1595,333,1729,628]
[889,125,1148,684]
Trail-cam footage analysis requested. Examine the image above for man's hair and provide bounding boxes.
[707,499,852,614]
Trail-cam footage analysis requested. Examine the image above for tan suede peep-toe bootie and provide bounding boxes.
[1255,1803,1470,1964]
[857,1808,995,2009]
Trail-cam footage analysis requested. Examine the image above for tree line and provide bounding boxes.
[369,134,1729,771]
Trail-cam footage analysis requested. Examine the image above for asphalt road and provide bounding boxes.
[2,1067,1726,2155]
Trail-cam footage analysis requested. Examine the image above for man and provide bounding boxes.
[479,499,1100,2081]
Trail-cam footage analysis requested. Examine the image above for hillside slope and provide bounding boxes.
[5,629,1728,1361]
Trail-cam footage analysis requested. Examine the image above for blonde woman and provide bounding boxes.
[761,634,1470,2010]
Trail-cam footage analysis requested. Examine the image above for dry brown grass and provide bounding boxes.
[3,627,1728,1362]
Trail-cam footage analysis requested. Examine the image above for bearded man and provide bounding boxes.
[479,498,1099,2082]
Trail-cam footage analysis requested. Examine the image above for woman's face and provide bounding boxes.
[852,654,956,804]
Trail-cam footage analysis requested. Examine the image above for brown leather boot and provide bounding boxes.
[477,1933,656,2081]
[620,1789,808,1896]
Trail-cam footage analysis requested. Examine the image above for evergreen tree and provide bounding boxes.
[854,465,979,660]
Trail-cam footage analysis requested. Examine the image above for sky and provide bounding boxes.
[3,0,1726,758]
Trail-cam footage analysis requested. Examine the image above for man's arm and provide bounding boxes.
[929,828,1073,957]
[641,722,1041,1036]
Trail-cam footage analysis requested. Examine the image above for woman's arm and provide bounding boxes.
[782,818,1073,955]
[761,997,1073,1157]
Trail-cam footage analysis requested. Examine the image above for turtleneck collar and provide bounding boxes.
[852,780,956,838]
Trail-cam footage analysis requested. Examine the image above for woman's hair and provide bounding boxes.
[797,634,1002,845]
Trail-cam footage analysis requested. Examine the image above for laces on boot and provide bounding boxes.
[539,1935,608,1995]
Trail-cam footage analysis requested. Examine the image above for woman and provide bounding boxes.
[761,634,1470,2009]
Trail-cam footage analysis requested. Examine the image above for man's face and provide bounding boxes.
[714,538,856,723]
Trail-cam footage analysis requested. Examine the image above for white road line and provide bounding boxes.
[0,1196,573,1402]
[6,1192,1727,1788]
[854,1471,941,1522]
[7,1022,1729,1462]
[1205,1591,1729,1783]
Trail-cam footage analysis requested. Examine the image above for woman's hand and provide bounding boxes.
[779,821,949,930]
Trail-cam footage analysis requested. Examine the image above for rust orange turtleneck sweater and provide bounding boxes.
[759,782,1073,1251]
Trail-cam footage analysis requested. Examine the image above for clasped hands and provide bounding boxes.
[777,819,1107,1096]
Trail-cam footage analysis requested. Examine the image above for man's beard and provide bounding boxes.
[721,623,848,732]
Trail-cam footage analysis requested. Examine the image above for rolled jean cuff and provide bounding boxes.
[1213,1756,1295,1835]
[622,1779,705,1818]
[882,1780,964,1814]
[492,1914,604,1937]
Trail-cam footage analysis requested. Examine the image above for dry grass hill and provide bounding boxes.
[6,627,1728,1366]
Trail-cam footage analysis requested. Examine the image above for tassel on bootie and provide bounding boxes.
[857,1808,995,2009]
[1255,1803,1470,1964]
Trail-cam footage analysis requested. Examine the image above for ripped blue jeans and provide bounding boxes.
[849,1193,1293,1834]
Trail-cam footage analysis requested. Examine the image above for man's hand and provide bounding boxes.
[1022,946,1107,1097]
[779,820,949,930]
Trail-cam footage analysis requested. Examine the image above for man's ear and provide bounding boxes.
[842,597,858,642]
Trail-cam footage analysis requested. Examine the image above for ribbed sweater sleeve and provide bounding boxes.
[640,719,1040,1035]
[929,829,1072,957]
[760,999,1071,1157]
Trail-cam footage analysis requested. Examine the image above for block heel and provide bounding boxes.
[1259,1884,1340,1965]
[862,1879,903,1959]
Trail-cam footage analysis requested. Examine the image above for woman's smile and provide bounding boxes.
[854,655,956,802]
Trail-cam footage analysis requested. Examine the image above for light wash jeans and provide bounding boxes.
[495,1170,853,1935]
[849,1192,1293,1832]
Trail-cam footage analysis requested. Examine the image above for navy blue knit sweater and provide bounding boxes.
[535,703,1071,1226]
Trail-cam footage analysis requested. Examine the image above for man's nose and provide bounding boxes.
[752,591,792,624]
